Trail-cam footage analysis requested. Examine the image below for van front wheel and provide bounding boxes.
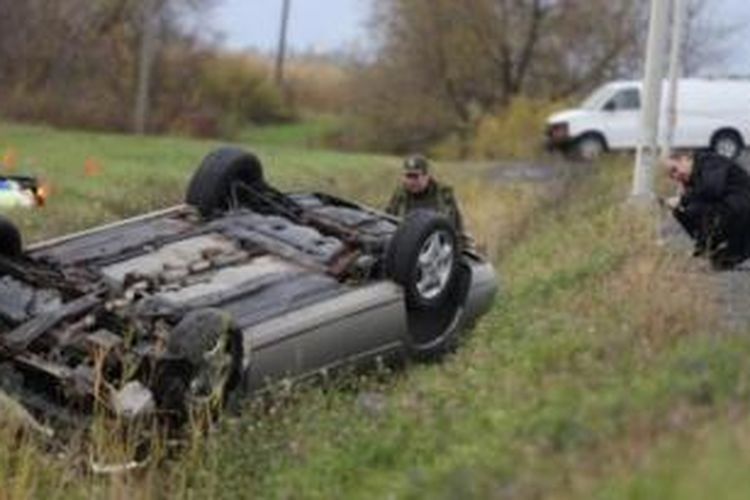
[572,134,606,162]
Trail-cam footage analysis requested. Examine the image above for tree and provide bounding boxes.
[0,0,223,132]
[352,0,646,154]
[680,0,746,76]
[351,0,744,154]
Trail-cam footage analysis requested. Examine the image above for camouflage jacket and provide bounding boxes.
[385,180,464,232]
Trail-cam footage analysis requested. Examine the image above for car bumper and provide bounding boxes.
[462,258,498,325]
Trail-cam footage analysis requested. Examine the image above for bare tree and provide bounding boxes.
[352,0,648,154]
[0,0,221,132]
[681,0,746,76]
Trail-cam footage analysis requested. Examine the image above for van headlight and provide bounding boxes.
[547,122,569,142]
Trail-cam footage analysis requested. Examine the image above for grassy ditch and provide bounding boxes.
[146,161,740,499]
[1,122,747,499]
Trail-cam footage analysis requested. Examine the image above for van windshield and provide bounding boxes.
[581,85,615,110]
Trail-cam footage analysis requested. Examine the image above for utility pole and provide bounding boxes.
[632,0,671,199]
[274,0,292,87]
[134,0,159,135]
[661,0,687,158]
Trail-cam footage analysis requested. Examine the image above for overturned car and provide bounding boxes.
[0,148,497,430]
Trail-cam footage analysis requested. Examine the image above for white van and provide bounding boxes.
[545,79,750,160]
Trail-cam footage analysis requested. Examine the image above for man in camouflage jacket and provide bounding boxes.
[385,155,464,233]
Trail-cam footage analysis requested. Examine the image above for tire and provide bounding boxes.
[386,210,459,310]
[711,130,744,160]
[403,263,471,362]
[0,216,22,258]
[154,309,242,422]
[185,148,265,217]
[572,134,606,161]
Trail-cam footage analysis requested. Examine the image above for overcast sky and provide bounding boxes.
[211,0,750,75]
[211,0,372,54]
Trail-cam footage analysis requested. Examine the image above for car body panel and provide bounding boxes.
[243,281,408,391]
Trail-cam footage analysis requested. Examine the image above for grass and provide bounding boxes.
[235,115,342,150]
[1,120,749,499]
[598,416,750,499]
[0,120,394,243]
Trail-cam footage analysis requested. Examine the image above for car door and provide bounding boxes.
[600,88,641,149]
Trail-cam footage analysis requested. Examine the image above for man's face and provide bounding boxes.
[665,155,693,184]
[402,171,431,194]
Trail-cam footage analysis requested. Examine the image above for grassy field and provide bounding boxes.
[235,115,342,150]
[0,120,394,243]
[1,121,749,499]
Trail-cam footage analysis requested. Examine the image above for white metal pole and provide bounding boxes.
[661,0,687,158]
[632,0,671,199]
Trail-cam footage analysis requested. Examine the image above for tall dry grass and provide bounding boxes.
[217,52,353,115]
[470,97,568,160]
[284,57,353,115]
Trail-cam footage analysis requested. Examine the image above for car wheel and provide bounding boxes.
[386,210,458,310]
[573,134,606,161]
[0,216,22,258]
[154,309,242,423]
[186,148,265,217]
[711,130,743,160]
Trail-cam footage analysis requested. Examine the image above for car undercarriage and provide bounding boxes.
[0,148,497,436]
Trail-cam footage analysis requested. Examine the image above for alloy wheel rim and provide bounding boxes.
[416,230,454,300]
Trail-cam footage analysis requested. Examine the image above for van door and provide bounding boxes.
[600,88,641,149]
[671,81,734,149]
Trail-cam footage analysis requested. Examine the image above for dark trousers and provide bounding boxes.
[673,202,750,268]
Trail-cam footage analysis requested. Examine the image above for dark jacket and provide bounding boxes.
[679,153,750,216]
[386,179,464,232]
[673,153,750,263]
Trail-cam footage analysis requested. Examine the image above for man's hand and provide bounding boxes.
[664,196,681,210]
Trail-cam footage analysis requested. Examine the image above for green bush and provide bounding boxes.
[189,54,291,137]
[469,97,567,160]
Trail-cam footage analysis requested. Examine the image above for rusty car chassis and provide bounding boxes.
[0,148,497,432]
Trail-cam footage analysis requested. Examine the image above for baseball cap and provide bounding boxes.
[403,155,430,174]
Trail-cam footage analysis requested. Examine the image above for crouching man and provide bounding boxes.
[664,150,750,270]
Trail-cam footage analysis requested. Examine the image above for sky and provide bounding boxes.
[211,0,372,54]
[211,0,750,74]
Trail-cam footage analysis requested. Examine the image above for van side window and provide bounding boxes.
[604,89,641,111]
